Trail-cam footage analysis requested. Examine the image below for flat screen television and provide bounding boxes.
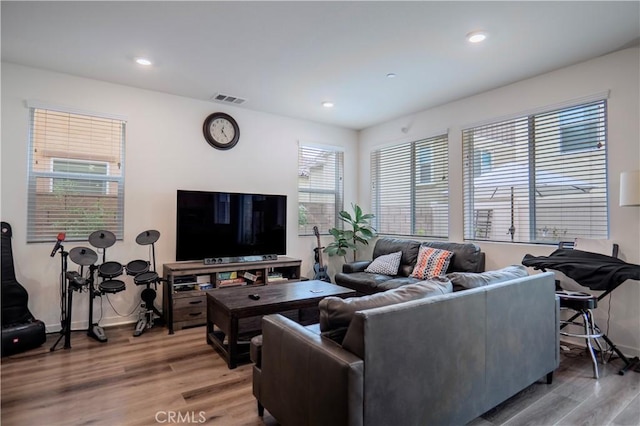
[176,190,287,262]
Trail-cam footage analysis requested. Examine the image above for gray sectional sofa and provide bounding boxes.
[251,270,559,426]
[334,237,486,295]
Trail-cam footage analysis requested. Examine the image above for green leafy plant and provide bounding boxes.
[298,204,309,227]
[324,203,376,262]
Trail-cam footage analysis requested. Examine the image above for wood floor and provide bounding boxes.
[2,324,639,426]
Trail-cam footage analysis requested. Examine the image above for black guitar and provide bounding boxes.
[312,226,331,283]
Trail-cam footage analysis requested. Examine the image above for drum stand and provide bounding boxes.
[133,285,162,336]
[51,247,71,351]
[51,247,92,351]
[132,230,163,337]
[87,230,123,343]
[87,264,107,343]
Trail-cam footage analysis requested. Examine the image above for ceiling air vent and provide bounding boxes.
[210,93,247,105]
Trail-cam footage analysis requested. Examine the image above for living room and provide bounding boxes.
[2,1,640,425]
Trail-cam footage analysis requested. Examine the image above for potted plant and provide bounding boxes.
[324,203,376,262]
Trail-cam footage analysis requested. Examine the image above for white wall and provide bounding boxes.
[1,63,358,331]
[359,47,640,356]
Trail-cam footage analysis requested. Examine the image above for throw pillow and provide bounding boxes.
[410,246,454,279]
[446,264,528,291]
[319,277,453,334]
[364,251,402,275]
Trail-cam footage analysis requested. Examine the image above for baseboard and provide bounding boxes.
[560,336,640,359]
[45,315,139,334]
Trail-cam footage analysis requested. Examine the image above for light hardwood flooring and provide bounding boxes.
[2,324,639,426]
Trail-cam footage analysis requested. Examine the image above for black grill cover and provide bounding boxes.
[522,248,640,291]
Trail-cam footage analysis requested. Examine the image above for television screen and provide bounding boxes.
[176,190,287,261]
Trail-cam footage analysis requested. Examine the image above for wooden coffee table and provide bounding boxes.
[206,280,355,368]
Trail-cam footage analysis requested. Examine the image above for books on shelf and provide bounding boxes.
[268,272,288,282]
[243,271,258,282]
[217,277,247,288]
[218,271,237,280]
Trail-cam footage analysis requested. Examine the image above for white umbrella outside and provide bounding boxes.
[473,163,594,241]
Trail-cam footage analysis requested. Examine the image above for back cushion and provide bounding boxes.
[373,238,421,271]
[319,277,452,334]
[447,264,528,291]
[422,241,483,273]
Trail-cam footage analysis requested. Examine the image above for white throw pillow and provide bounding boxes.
[364,251,402,275]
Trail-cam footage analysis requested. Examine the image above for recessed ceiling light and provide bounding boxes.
[135,58,152,66]
[386,73,397,78]
[466,31,487,43]
[322,101,334,108]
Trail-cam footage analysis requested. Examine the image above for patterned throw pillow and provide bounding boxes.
[410,246,454,279]
[364,251,402,275]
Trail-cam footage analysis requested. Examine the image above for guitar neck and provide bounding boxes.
[315,236,325,268]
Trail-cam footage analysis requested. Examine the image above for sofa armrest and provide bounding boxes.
[258,314,364,426]
[342,260,371,273]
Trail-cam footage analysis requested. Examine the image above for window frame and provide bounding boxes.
[297,144,344,236]
[371,133,449,238]
[26,103,126,243]
[462,98,608,244]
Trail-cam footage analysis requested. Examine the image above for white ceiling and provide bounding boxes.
[2,1,639,130]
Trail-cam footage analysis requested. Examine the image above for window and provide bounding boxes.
[462,99,607,243]
[559,104,602,153]
[371,134,449,238]
[51,158,109,194]
[27,105,126,242]
[298,144,344,235]
[417,145,434,184]
[473,149,492,178]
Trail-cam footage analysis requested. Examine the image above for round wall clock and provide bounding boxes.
[203,112,240,150]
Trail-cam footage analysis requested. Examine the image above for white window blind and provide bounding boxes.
[27,107,126,242]
[462,99,607,243]
[298,145,344,235]
[371,134,449,238]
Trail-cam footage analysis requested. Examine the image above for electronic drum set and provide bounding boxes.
[51,229,163,351]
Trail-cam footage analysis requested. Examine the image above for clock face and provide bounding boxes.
[203,113,240,150]
[210,118,235,144]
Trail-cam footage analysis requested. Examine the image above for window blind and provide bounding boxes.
[298,145,344,235]
[371,134,449,238]
[462,100,607,243]
[27,107,126,242]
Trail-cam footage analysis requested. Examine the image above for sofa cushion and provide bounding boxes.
[410,246,454,279]
[364,251,402,275]
[373,238,421,276]
[319,277,453,338]
[447,264,528,291]
[375,276,424,292]
[422,241,484,273]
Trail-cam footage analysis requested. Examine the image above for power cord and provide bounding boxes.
[105,293,138,317]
